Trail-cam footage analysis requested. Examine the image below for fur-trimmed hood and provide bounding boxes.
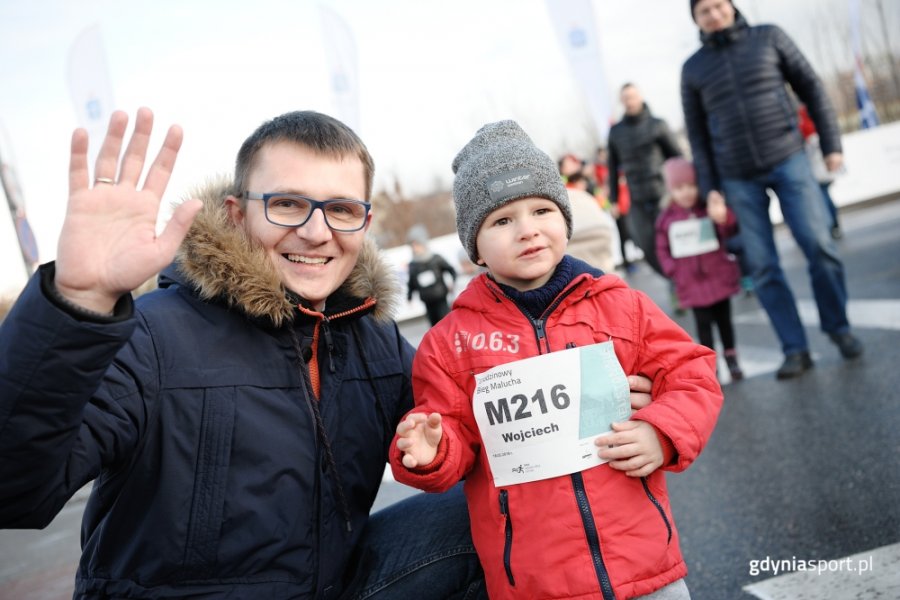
[173,178,400,327]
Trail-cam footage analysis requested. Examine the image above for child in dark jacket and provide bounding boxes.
[656,157,743,381]
[390,121,723,599]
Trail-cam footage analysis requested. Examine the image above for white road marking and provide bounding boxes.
[734,299,900,331]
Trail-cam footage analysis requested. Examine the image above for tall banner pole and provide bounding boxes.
[0,145,38,276]
[544,0,612,142]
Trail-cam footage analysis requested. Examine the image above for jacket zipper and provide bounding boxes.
[533,318,547,353]
[641,478,673,544]
[486,276,585,355]
[296,298,377,386]
[571,472,616,600]
[723,42,761,169]
[498,489,516,586]
[532,283,584,353]
[321,317,336,374]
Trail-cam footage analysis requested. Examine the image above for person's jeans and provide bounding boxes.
[721,151,850,356]
[346,483,486,600]
[626,198,665,276]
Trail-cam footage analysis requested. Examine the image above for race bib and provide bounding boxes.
[472,342,630,487]
[668,216,720,258]
[416,270,438,288]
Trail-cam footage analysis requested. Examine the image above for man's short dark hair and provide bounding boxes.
[233,111,375,202]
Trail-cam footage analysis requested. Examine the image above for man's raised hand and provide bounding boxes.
[55,107,202,313]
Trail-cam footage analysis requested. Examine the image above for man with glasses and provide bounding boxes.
[0,108,487,599]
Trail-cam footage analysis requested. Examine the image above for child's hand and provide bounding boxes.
[707,193,728,224]
[396,412,443,469]
[628,375,652,414]
[594,420,664,477]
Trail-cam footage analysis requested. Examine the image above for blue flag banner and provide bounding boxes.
[854,66,880,129]
[0,157,39,275]
[849,0,880,129]
[14,212,39,266]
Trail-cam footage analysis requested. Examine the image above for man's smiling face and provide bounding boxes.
[227,141,371,309]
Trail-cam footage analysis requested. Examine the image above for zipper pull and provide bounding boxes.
[322,318,336,374]
[499,489,509,516]
[534,319,546,341]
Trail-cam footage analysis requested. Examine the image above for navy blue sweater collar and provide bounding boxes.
[494,255,599,318]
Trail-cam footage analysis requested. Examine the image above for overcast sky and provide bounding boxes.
[0,0,896,295]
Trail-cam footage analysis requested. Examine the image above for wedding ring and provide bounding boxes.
[94,177,116,185]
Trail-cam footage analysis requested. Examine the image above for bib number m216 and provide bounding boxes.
[472,342,630,486]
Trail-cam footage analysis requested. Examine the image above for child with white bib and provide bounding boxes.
[390,121,723,600]
[655,157,744,381]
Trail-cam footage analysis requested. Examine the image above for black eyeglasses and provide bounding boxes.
[242,192,371,232]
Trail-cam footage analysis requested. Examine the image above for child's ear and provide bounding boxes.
[475,257,486,266]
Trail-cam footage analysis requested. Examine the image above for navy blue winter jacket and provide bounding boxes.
[681,12,842,199]
[0,180,415,599]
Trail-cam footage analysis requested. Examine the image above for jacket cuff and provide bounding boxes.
[654,427,677,467]
[40,262,134,323]
[407,434,449,475]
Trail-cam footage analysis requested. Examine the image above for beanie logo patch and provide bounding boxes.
[486,169,537,203]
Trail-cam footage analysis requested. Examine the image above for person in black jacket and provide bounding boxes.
[607,83,682,277]
[682,0,863,379]
[0,107,487,599]
[407,234,457,326]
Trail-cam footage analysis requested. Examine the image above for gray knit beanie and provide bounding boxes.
[451,120,572,263]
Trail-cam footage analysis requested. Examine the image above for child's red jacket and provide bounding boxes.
[390,269,723,599]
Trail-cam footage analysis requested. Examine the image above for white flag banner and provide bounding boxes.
[67,24,115,167]
[318,5,361,134]
[544,0,612,141]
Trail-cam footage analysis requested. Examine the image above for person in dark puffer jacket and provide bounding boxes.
[607,83,683,277]
[681,0,864,380]
[0,108,488,599]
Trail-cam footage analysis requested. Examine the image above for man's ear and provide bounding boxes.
[224,195,244,225]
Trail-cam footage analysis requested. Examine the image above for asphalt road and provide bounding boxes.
[1,198,898,599]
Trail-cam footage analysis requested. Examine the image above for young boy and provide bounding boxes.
[390,121,723,599]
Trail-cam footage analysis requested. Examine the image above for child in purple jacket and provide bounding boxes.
[656,157,744,381]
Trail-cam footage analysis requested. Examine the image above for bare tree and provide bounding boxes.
[804,0,899,130]
[370,181,456,249]
[873,0,900,121]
